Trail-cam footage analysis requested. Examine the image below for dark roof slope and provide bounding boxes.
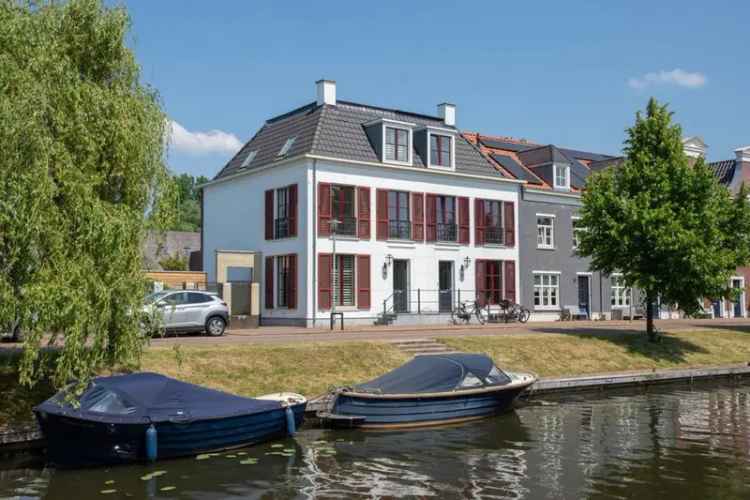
[490,153,543,185]
[214,101,505,181]
[708,159,736,186]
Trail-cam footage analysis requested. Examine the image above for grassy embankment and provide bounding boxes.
[3,328,750,429]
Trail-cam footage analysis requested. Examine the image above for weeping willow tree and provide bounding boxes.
[0,0,176,388]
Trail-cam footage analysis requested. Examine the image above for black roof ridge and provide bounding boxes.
[266,101,319,124]
[336,99,448,124]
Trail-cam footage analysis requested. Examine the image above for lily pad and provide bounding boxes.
[240,459,258,465]
[196,454,211,460]
[140,474,154,481]
[271,444,284,448]
[160,486,177,492]
[150,471,167,477]
[236,452,247,456]
[225,454,237,458]
[283,448,295,453]
[100,490,117,495]
[104,480,115,485]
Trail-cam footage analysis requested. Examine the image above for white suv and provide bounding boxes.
[144,290,229,336]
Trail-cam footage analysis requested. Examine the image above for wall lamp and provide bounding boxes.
[382,254,394,277]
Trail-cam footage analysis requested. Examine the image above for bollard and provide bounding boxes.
[285,406,296,435]
[145,424,158,462]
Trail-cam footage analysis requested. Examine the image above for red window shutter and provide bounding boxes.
[425,194,437,242]
[458,196,470,244]
[358,186,371,239]
[318,253,332,310]
[288,184,298,237]
[475,259,487,306]
[474,198,485,246]
[357,254,371,310]
[265,256,274,309]
[504,201,515,247]
[287,254,297,309]
[412,192,424,241]
[376,189,388,240]
[265,190,274,240]
[318,183,331,237]
[504,260,516,303]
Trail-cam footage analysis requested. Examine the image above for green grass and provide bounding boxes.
[440,330,750,377]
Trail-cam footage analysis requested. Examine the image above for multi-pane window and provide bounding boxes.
[533,273,559,309]
[430,134,452,167]
[385,127,409,163]
[436,195,456,241]
[483,200,503,244]
[554,165,570,189]
[388,191,411,239]
[611,275,631,308]
[537,215,555,248]
[275,187,290,238]
[331,185,357,236]
[485,261,503,305]
[572,218,585,250]
[332,255,355,307]
[276,255,290,307]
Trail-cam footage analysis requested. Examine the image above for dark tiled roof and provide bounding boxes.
[708,159,736,186]
[478,138,535,152]
[588,157,624,172]
[558,148,615,163]
[214,101,505,181]
[490,153,543,185]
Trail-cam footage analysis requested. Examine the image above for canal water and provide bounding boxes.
[2,381,750,499]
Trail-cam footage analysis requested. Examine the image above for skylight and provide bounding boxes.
[240,150,257,168]
[278,137,296,157]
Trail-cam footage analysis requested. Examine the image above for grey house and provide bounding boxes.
[465,133,642,320]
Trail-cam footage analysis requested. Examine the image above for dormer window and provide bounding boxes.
[240,150,257,168]
[385,127,409,163]
[428,132,454,169]
[278,137,296,157]
[554,164,570,190]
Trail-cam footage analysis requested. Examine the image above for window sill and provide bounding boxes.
[270,235,298,242]
[434,241,460,248]
[482,243,510,249]
[537,246,556,251]
[534,307,561,312]
[428,164,455,171]
[325,306,360,312]
[611,305,631,309]
[383,159,413,167]
[322,234,359,241]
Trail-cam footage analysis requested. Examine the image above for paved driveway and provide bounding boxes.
[146,318,750,347]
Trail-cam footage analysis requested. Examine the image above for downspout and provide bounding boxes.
[312,159,317,327]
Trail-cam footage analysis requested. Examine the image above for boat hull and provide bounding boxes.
[329,384,530,429]
[35,402,306,468]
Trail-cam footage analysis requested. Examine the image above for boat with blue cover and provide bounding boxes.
[34,372,306,468]
[318,354,535,429]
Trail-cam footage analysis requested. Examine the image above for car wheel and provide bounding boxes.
[205,316,226,336]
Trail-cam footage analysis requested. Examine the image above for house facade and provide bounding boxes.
[201,81,524,326]
[465,134,644,320]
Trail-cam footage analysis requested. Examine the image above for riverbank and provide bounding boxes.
[3,328,750,431]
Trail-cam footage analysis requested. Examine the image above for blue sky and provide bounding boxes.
[121,1,749,178]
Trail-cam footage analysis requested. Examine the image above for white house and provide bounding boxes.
[201,80,524,326]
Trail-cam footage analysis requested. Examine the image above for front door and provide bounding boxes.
[577,275,590,317]
[393,260,409,313]
[439,261,454,312]
[732,279,744,317]
[713,300,722,318]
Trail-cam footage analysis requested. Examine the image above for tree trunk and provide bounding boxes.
[646,294,656,342]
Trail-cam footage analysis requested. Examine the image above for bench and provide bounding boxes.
[563,305,589,320]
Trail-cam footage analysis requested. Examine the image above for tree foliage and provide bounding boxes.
[578,98,750,339]
[169,173,207,232]
[158,252,188,271]
[0,0,175,387]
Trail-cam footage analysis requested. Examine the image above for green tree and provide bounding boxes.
[158,252,188,271]
[0,0,175,388]
[578,98,750,341]
[169,173,207,231]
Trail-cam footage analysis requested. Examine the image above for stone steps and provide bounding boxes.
[389,338,456,356]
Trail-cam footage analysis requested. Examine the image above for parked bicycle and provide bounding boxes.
[451,300,487,325]
[498,299,531,323]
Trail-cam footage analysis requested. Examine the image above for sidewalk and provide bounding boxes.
[148,317,750,346]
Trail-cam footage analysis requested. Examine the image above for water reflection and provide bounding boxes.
[1,382,749,499]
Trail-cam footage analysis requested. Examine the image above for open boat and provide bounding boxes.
[318,354,535,429]
[34,372,306,468]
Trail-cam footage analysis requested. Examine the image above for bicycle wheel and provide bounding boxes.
[475,306,487,325]
[519,307,530,323]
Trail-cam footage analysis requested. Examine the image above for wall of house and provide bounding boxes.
[201,160,310,323]
[306,158,521,326]
[519,188,622,321]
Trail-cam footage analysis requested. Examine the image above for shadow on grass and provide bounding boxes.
[696,324,750,335]
[528,327,709,363]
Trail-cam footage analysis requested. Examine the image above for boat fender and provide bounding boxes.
[285,406,296,435]
[145,424,158,462]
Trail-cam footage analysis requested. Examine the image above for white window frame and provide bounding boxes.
[553,164,570,190]
[610,274,631,308]
[426,127,456,171]
[240,150,257,168]
[331,254,357,309]
[533,271,560,310]
[278,136,296,157]
[383,125,412,166]
[571,216,585,250]
[536,213,555,249]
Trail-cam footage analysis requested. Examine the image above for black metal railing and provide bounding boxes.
[388,220,411,240]
[333,216,358,236]
[274,218,290,239]
[437,223,457,242]
[381,289,501,316]
[484,226,504,245]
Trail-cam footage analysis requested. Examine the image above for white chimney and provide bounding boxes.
[736,146,750,164]
[316,79,336,106]
[438,103,456,127]
[682,136,707,159]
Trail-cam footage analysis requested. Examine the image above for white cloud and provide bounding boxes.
[168,120,243,155]
[628,69,707,90]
